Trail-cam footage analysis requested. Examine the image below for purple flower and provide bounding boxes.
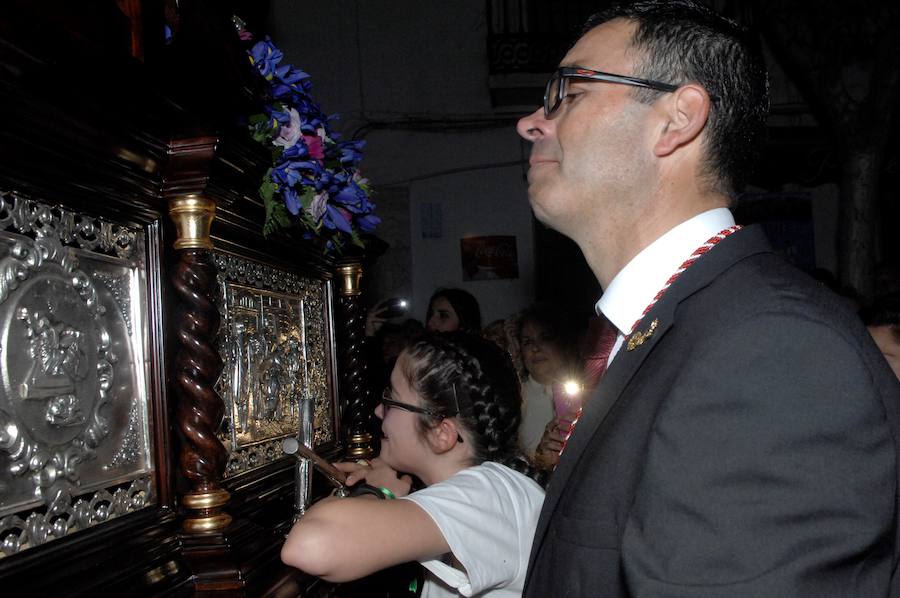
[303,134,325,160]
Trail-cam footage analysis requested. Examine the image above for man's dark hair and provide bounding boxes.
[583,0,769,195]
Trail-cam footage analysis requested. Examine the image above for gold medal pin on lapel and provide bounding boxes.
[626,319,658,351]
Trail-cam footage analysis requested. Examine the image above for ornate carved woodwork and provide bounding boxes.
[0,1,358,595]
[167,189,232,534]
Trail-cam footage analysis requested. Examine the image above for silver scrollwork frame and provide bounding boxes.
[0,190,155,558]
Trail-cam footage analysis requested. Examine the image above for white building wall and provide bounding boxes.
[270,0,539,324]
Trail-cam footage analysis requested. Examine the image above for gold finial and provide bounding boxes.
[169,196,216,250]
[335,262,363,297]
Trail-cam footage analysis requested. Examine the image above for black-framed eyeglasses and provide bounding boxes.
[381,387,460,420]
[544,66,686,118]
[381,387,465,443]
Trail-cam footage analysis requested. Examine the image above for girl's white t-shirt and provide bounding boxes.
[401,462,545,597]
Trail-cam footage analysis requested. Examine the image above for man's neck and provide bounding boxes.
[585,195,730,289]
[595,207,736,337]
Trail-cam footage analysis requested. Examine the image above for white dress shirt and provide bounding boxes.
[596,208,736,364]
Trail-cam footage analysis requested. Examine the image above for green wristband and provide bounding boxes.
[347,483,397,499]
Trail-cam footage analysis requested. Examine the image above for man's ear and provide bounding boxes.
[653,84,711,157]
[427,419,463,454]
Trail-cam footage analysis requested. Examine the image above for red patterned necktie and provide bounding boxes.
[582,316,619,391]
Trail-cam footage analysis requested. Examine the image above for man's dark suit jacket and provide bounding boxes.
[524,225,900,597]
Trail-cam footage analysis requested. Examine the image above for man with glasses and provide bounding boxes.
[517,1,900,596]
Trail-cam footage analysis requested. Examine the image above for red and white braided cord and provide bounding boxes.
[557,225,742,460]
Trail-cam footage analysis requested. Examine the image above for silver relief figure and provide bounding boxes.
[214,252,336,479]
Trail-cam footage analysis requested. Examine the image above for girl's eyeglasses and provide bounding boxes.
[381,388,450,419]
[381,387,464,442]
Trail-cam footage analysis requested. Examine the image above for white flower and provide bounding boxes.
[273,108,302,148]
[308,191,328,222]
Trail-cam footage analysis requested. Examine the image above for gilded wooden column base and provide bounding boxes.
[345,432,374,459]
[181,489,233,532]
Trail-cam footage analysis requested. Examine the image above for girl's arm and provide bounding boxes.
[281,460,450,582]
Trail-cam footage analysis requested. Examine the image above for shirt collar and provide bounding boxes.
[596,208,735,335]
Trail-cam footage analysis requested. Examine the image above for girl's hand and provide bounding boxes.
[334,460,372,485]
[333,458,413,497]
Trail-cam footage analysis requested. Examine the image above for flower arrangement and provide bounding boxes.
[234,17,379,251]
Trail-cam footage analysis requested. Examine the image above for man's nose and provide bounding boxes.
[516,107,548,142]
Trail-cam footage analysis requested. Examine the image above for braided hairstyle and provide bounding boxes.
[401,331,547,486]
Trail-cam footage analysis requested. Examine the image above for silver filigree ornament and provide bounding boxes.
[0,235,115,505]
[0,190,137,260]
[0,476,151,556]
[93,272,133,336]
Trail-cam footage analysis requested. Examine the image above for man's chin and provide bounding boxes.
[529,200,563,232]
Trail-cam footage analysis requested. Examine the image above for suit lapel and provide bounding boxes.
[526,225,774,569]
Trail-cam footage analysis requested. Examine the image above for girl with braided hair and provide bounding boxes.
[282,332,546,597]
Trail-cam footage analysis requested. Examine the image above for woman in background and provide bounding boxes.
[516,306,580,470]
[426,288,481,333]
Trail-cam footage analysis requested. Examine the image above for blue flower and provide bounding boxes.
[274,64,312,93]
[333,180,371,213]
[282,142,310,159]
[356,213,381,232]
[323,204,353,233]
[241,27,377,249]
[283,187,302,215]
[336,139,366,166]
[267,106,292,131]
[271,163,302,188]
[249,38,283,80]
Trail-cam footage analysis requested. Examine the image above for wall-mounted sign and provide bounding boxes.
[460,235,519,281]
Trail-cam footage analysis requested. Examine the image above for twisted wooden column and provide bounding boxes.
[169,196,231,532]
[335,261,373,459]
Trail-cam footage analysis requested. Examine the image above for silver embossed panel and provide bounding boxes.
[0,190,154,557]
[215,253,336,478]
